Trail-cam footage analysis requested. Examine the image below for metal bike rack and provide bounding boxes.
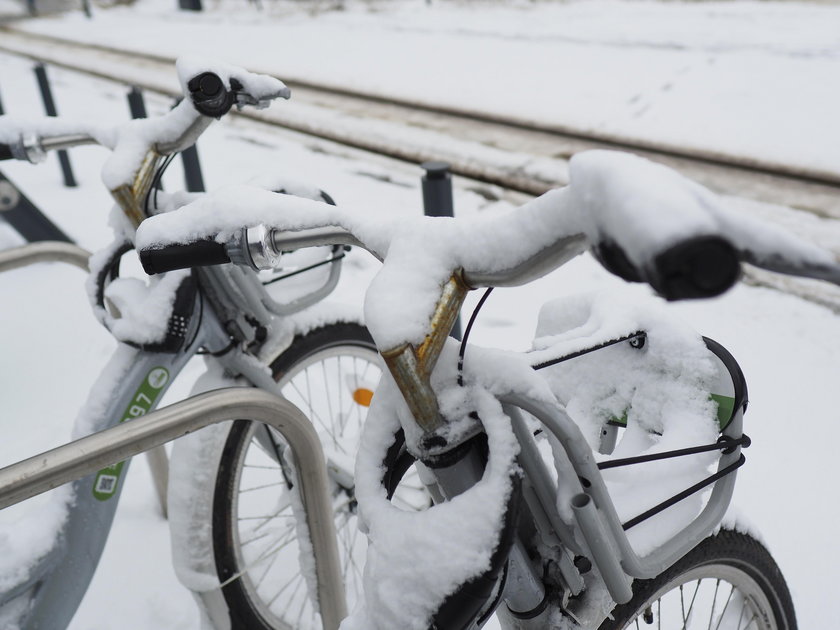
[0,241,90,273]
[0,241,175,517]
[0,388,348,630]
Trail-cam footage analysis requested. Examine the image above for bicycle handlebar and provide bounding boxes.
[594,234,741,300]
[138,222,742,301]
[135,150,840,309]
[140,238,230,275]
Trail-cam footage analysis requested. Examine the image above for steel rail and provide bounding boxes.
[1,26,839,198]
[0,241,90,272]
[2,27,840,308]
[0,388,348,630]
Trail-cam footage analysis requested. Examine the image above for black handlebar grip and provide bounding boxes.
[140,239,230,275]
[187,72,237,118]
[649,235,740,300]
[0,144,14,161]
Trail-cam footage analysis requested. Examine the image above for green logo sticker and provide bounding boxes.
[92,367,170,501]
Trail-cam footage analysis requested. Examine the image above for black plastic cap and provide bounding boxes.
[187,72,235,118]
[651,235,740,300]
[421,161,450,180]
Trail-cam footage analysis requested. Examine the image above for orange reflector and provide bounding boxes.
[353,388,374,407]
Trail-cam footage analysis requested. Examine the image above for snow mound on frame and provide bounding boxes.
[534,288,722,555]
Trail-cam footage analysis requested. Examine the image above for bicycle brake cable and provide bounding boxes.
[457,287,494,387]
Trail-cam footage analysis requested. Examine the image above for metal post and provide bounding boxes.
[421,161,455,218]
[0,171,73,242]
[33,64,77,188]
[81,0,91,18]
[421,161,462,339]
[178,0,202,11]
[181,144,205,192]
[171,97,206,192]
[127,86,147,119]
[26,0,36,16]
[0,86,5,116]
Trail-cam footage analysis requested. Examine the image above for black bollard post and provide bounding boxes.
[127,86,148,119]
[170,98,206,193]
[178,0,202,11]
[421,161,462,340]
[0,86,4,116]
[0,171,73,242]
[34,64,77,188]
[421,161,455,218]
[181,144,205,192]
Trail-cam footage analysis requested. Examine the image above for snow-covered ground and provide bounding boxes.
[9,0,840,176]
[0,2,839,629]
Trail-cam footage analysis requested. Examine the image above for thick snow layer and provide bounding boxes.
[13,0,840,174]
[534,290,721,555]
[343,369,519,630]
[175,56,289,105]
[85,237,192,345]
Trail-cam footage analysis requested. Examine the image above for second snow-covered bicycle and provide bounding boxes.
[0,59,388,630]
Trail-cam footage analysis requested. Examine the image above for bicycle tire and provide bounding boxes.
[211,322,424,630]
[599,528,796,630]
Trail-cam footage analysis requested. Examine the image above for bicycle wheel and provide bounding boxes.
[600,529,796,630]
[211,323,425,630]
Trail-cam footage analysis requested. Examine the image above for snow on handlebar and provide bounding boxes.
[0,57,290,186]
[135,151,840,343]
[177,56,291,118]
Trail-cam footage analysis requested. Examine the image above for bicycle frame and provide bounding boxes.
[376,273,748,629]
[0,99,349,627]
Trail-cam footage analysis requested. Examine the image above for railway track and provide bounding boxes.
[2,26,840,219]
[2,25,840,311]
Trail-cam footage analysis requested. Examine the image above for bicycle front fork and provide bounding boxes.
[427,442,552,629]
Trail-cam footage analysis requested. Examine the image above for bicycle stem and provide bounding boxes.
[381,273,470,435]
[110,149,163,227]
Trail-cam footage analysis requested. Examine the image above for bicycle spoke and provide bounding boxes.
[714,585,736,630]
[290,379,346,453]
[239,529,272,548]
[708,579,721,630]
[238,514,296,521]
[320,360,337,437]
[247,527,299,589]
[265,566,303,606]
[243,463,283,470]
[683,579,702,626]
[239,480,288,494]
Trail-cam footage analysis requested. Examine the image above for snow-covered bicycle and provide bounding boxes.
[0,60,391,630]
[137,148,840,630]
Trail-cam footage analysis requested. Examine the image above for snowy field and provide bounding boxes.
[1,1,839,628]
[9,0,840,176]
